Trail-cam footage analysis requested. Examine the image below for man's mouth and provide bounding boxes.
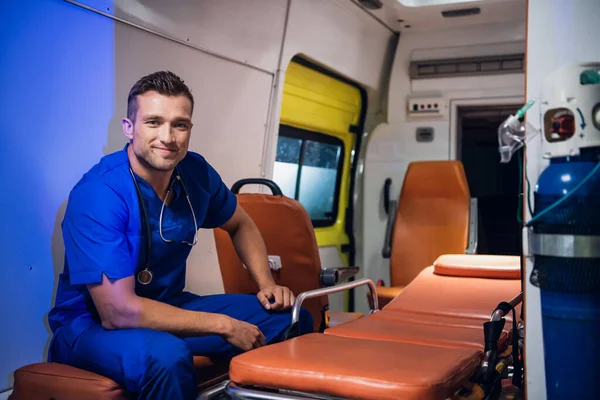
[153,147,177,156]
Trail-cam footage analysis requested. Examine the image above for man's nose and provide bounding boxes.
[158,124,175,143]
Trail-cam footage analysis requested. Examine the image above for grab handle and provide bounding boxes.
[231,178,283,196]
[383,178,392,215]
[382,178,397,258]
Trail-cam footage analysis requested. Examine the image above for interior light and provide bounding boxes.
[397,0,484,7]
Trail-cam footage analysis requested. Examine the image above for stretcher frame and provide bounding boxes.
[222,280,523,400]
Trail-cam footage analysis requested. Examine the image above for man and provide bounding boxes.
[48,71,313,400]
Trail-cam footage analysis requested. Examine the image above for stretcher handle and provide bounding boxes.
[490,292,522,322]
[231,178,283,196]
[291,278,378,328]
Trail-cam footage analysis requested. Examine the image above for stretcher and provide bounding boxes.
[224,254,523,400]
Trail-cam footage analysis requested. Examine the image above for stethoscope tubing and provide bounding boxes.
[128,165,197,285]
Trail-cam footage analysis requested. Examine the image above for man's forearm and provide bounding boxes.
[96,284,231,336]
[89,274,237,337]
[230,219,275,290]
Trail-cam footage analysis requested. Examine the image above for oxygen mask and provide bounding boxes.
[498,100,540,163]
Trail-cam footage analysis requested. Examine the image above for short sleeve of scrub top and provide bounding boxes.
[62,182,137,285]
[199,159,237,229]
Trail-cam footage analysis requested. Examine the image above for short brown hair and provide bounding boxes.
[127,71,194,121]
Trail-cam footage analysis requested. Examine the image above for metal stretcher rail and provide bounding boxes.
[290,278,379,327]
[226,382,345,400]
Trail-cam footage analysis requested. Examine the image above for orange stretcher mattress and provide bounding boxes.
[229,333,482,400]
[383,266,522,320]
[324,310,508,351]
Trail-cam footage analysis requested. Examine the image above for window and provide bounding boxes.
[273,125,344,227]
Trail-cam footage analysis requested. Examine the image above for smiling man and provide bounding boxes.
[47,71,313,400]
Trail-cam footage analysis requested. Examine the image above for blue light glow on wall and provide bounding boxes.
[0,0,114,390]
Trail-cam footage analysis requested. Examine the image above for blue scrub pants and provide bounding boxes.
[48,292,313,400]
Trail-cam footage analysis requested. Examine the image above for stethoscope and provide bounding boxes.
[129,166,198,285]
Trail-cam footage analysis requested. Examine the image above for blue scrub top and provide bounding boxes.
[48,145,237,346]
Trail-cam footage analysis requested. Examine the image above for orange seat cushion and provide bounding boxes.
[193,357,230,391]
[10,357,228,399]
[434,254,521,279]
[375,286,404,308]
[10,362,128,400]
[324,310,507,351]
[229,333,481,400]
[384,267,522,320]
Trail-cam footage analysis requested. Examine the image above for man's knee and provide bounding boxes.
[137,333,195,383]
[130,332,197,399]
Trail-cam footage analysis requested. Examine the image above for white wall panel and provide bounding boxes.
[74,0,287,73]
[283,0,395,91]
[389,20,526,123]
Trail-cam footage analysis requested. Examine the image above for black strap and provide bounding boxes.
[496,301,523,389]
[482,319,505,387]
[483,319,506,353]
[319,305,329,333]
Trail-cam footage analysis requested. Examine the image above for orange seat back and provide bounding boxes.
[390,161,470,287]
[214,193,326,331]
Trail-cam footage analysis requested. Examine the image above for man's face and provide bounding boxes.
[123,91,193,172]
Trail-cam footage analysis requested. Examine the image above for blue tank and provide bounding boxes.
[531,147,600,399]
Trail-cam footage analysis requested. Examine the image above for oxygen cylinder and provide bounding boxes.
[530,149,600,398]
[528,63,600,399]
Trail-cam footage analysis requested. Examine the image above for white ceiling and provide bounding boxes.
[366,0,526,32]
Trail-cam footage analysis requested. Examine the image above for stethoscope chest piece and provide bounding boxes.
[137,268,153,285]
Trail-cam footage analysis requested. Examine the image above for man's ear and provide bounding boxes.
[121,118,134,140]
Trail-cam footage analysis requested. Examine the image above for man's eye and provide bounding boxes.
[176,123,188,129]
[147,120,159,126]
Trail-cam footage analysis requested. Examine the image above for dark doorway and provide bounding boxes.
[457,105,522,256]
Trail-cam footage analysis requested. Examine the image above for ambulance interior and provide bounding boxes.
[2,0,600,399]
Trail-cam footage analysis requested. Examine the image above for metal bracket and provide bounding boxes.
[465,197,478,254]
[528,230,600,258]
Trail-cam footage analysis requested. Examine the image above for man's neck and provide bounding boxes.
[127,145,172,201]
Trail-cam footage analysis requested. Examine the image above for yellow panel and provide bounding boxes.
[280,62,361,136]
[280,61,362,265]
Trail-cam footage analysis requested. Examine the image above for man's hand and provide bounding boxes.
[221,317,266,351]
[257,284,295,311]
